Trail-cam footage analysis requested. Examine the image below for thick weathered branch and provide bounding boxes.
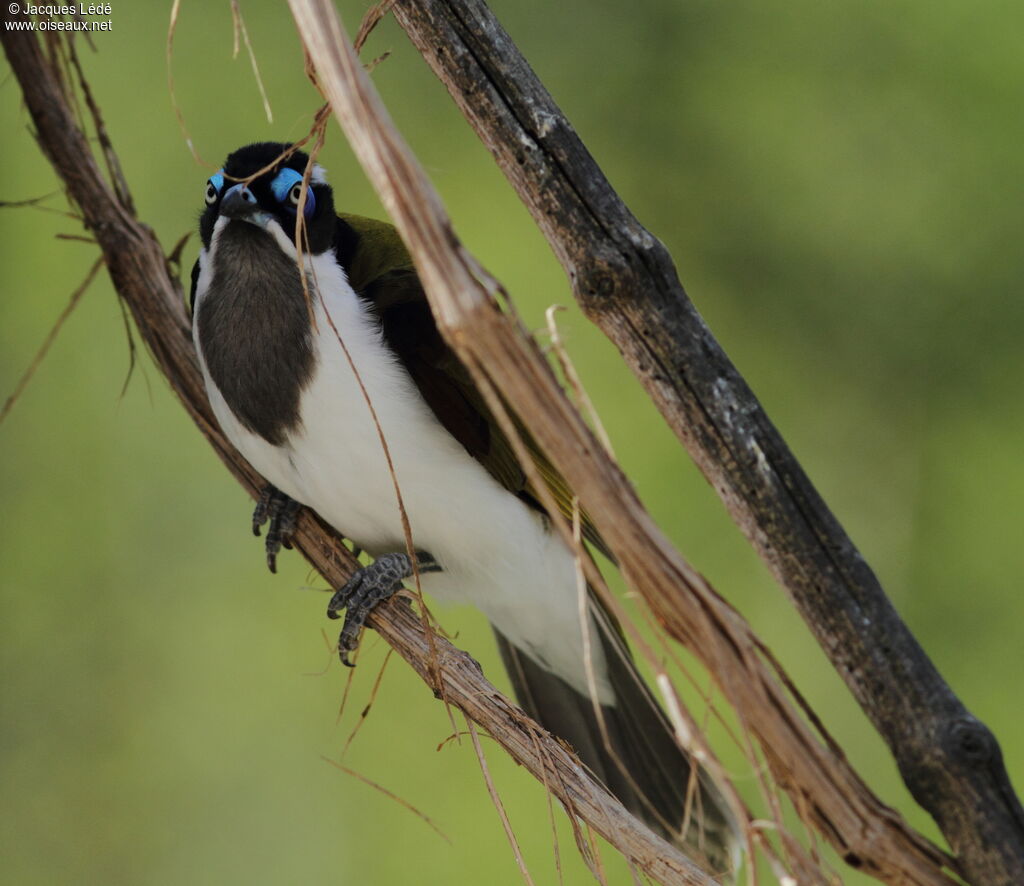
[286,2,965,884]
[383,2,1024,883]
[1,21,721,886]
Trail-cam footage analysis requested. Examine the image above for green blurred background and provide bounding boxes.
[2,1,1022,883]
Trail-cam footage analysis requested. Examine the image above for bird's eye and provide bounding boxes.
[205,171,225,206]
[270,168,316,218]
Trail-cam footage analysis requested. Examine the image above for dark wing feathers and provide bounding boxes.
[493,616,736,877]
[189,259,200,314]
[339,212,613,560]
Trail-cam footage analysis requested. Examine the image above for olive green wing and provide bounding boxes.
[338,213,614,563]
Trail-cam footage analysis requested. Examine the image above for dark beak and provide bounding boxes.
[220,184,259,219]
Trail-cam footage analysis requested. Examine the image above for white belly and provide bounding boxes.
[194,248,609,698]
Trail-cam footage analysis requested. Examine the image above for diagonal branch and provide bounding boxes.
[382,2,1024,884]
[285,2,963,885]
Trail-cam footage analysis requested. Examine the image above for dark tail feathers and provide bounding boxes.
[494,619,738,879]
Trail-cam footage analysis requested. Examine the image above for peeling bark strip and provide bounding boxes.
[382,1,1024,883]
[1,22,718,886]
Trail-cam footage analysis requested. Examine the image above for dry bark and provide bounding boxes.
[286,1,971,884]
[380,2,1024,884]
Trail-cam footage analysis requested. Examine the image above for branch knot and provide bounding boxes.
[945,717,997,769]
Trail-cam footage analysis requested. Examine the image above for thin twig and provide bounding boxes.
[322,756,452,843]
[525,726,564,886]
[67,37,135,214]
[230,0,274,123]
[364,51,391,73]
[340,648,393,758]
[354,0,396,54]
[545,305,614,457]
[114,293,149,402]
[0,194,81,219]
[466,716,536,886]
[165,0,203,165]
[1,257,103,425]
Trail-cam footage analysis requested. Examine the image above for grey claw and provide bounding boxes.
[251,485,301,574]
[327,551,440,664]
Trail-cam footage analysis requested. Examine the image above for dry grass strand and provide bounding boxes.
[1,256,103,425]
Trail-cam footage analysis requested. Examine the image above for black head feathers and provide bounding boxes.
[198,142,337,254]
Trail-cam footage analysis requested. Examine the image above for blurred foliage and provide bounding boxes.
[2,1,1022,883]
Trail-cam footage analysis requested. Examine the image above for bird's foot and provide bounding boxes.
[251,484,301,574]
[327,551,441,666]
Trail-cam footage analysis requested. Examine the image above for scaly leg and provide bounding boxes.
[327,551,441,665]
[251,484,301,574]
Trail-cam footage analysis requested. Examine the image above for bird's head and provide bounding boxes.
[199,142,336,256]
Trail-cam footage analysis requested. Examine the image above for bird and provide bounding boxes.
[190,141,739,876]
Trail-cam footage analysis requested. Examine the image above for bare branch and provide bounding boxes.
[382,1,1024,883]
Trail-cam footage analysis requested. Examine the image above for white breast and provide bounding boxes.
[193,236,610,699]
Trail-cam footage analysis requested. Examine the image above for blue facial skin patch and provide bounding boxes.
[270,167,316,218]
[208,170,225,194]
